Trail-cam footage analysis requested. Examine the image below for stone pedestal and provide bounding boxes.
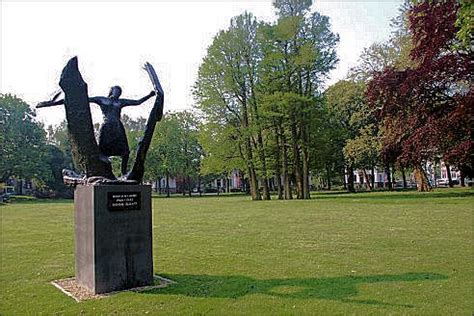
[74,184,153,294]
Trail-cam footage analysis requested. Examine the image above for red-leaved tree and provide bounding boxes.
[366,0,473,191]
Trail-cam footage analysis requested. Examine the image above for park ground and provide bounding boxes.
[0,188,473,315]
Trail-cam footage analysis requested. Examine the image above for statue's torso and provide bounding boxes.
[99,101,122,122]
[97,100,128,156]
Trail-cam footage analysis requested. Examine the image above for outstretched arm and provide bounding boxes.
[36,99,65,108]
[121,91,156,107]
[88,96,108,105]
[37,97,106,108]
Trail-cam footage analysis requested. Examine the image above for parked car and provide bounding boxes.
[0,185,15,202]
[436,179,459,186]
[394,181,417,189]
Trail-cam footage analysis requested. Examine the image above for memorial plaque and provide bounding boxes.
[107,192,141,211]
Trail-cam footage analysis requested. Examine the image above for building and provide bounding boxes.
[347,160,465,189]
[151,170,244,194]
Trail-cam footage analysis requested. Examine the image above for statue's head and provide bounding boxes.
[108,86,122,100]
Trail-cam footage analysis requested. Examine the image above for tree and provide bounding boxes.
[366,0,473,191]
[309,105,346,191]
[147,113,182,197]
[349,42,400,82]
[175,111,203,196]
[195,0,338,199]
[0,94,50,184]
[343,125,380,190]
[43,144,73,197]
[324,80,368,192]
[195,12,265,200]
[257,0,339,199]
[146,111,202,197]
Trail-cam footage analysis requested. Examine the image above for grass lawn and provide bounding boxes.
[1,188,473,315]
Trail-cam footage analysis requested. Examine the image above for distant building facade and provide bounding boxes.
[346,160,465,189]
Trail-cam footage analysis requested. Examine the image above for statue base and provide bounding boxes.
[74,184,153,294]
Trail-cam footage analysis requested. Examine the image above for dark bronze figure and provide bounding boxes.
[39,86,155,175]
[37,57,164,184]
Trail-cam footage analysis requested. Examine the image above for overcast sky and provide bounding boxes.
[1,1,401,127]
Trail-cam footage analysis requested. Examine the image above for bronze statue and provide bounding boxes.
[39,86,156,176]
[37,57,164,184]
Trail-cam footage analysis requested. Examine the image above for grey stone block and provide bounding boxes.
[74,184,153,294]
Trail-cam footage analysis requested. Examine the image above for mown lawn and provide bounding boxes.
[1,188,473,315]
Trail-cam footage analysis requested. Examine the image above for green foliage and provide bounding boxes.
[455,0,473,49]
[195,2,339,199]
[0,94,50,183]
[324,79,381,188]
[343,125,381,170]
[199,122,244,175]
[147,111,202,182]
[273,0,312,18]
[43,144,72,197]
[324,80,368,138]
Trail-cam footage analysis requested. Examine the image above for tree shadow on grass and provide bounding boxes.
[144,272,447,308]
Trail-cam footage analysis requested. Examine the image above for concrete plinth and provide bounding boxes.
[74,184,153,294]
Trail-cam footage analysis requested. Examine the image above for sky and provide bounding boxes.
[1,1,401,127]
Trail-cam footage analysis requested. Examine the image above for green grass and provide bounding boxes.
[1,188,473,315]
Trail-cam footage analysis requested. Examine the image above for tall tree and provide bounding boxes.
[258,0,339,199]
[195,0,338,199]
[366,0,473,191]
[147,113,183,197]
[324,80,368,192]
[195,12,264,200]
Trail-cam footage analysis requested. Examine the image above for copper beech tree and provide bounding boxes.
[366,0,472,191]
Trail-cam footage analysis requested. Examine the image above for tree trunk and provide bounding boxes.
[371,166,375,189]
[460,169,465,186]
[342,169,347,190]
[256,134,271,200]
[446,163,453,187]
[242,98,260,200]
[247,166,260,200]
[246,53,270,200]
[243,178,250,195]
[347,165,355,193]
[166,173,170,198]
[291,123,303,199]
[188,175,192,197]
[363,170,372,190]
[401,167,407,189]
[274,129,284,200]
[414,165,430,192]
[197,174,202,196]
[326,165,331,191]
[301,147,310,199]
[385,164,392,190]
[301,125,310,199]
[182,177,186,196]
[280,125,292,200]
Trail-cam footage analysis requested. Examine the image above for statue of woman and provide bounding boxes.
[37,86,156,176]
